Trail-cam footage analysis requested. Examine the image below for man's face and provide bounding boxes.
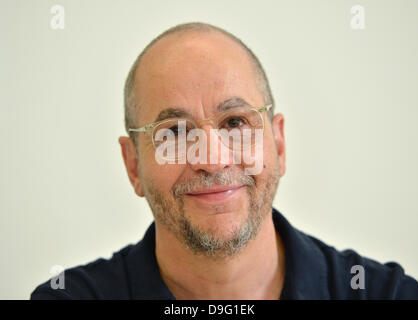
[121,31,286,258]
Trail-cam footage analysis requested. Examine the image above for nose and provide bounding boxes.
[187,124,236,174]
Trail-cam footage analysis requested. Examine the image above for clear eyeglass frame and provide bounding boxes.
[128,104,272,154]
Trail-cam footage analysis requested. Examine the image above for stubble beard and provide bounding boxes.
[144,164,280,260]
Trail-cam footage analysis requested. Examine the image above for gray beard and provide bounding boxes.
[144,166,280,260]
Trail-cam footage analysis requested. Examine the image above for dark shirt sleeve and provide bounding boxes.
[30,268,103,300]
[320,244,418,299]
[392,268,418,299]
[366,261,418,299]
[30,252,132,300]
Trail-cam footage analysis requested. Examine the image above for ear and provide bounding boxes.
[272,113,286,177]
[118,136,145,197]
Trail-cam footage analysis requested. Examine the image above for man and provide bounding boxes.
[31,22,418,299]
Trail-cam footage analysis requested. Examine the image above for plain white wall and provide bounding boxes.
[1,0,417,299]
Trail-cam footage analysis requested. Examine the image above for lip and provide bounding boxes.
[185,185,245,203]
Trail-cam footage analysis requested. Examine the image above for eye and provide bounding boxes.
[169,123,193,136]
[224,116,246,129]
[169,125,183,135]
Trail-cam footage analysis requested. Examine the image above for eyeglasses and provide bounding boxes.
[128,104,272,160]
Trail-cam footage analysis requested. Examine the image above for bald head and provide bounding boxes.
[124,22,275,145]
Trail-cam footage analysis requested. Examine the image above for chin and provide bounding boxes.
[190,209,247,238]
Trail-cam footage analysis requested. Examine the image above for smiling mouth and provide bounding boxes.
[185,185,245,203]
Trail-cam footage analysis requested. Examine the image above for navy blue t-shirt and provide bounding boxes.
[31,208,418,299]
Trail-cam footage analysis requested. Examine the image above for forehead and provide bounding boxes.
[134,31,263,124]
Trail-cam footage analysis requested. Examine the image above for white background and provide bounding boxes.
[0,0,417,299]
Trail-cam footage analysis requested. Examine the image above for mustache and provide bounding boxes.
[172,169,255,198]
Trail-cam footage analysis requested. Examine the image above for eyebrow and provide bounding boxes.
[154,108,191,122]
[154,97,252,122]
[217,97,251,112]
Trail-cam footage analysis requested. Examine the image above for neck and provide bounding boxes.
[155,210,286,300]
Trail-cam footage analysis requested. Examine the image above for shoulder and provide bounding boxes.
[305,233,418,299]
[30,244,135,300]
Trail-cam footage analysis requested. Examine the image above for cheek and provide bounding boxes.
[156,165,183,189]
[146,162,185,193]
[138,141,185,192]
[251,137,280,193]
[240,133,277,176]
[262,135,279,166]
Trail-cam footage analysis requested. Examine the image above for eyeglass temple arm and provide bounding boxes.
[258,104,272,113]
[128,124,155,132]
